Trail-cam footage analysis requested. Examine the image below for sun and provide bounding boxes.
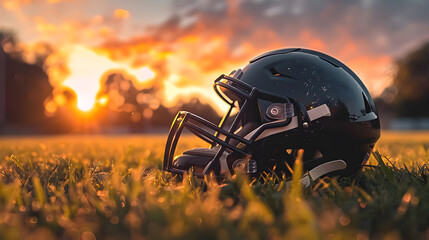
[77,97,94,112]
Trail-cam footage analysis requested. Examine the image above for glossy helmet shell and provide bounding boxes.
[236,48,380,176]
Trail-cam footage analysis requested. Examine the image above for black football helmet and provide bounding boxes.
[164,48,380,184]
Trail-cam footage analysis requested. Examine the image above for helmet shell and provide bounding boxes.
[239,48,380,175]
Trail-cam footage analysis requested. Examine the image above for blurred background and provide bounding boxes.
[0,0,428,134]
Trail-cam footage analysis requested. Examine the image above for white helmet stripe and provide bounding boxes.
[244,104,331,141]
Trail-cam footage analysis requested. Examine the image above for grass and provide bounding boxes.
[0,132,428,239]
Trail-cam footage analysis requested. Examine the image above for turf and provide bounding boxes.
[0,132,428,239]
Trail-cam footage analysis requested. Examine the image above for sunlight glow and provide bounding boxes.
[98,95,109,106]
[128,67,155,82]
[62,45,155,112]
[163,74,229,114]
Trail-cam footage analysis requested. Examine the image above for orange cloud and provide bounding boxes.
[46,0,62,3]
[3,0,32,10]
[3,0,63,10]
[114,9,130,19]
[89,17,395,112]
[346,55,393,96]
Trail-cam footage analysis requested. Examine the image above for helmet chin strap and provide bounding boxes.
[286,159,347,188]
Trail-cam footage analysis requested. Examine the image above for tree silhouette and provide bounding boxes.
[0,30,53,126]
[391,42,429,117]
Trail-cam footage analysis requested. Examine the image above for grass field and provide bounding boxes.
[0,131,429,239]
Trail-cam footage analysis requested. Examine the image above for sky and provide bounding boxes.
[1,0,429,114]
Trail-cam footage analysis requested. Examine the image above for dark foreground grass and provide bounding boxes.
[0,132,428,239]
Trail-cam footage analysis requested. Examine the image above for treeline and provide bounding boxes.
[0,30,220,134]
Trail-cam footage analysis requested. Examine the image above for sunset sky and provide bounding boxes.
[1,0,429,113]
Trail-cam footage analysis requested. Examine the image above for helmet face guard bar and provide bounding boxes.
[163,71,309,177]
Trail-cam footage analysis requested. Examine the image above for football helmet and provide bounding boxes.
[164,48,380,183]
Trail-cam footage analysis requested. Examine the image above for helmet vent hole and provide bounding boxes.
[362,93,372,114]
[269,67,281,77]
[269,67,296,79]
